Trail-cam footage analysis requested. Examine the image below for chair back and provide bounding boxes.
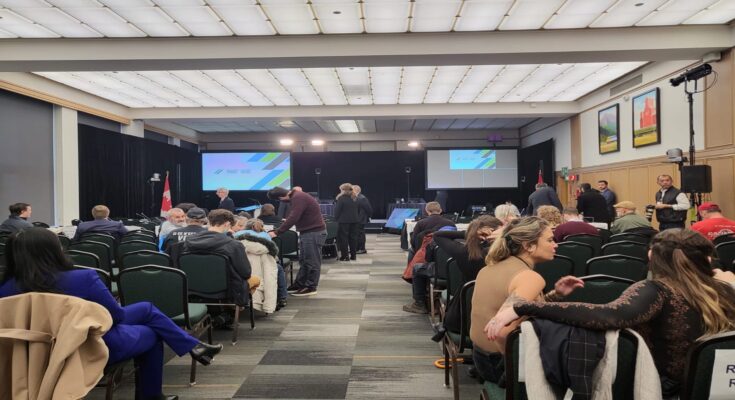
[556,241,595,277]
[601,240,648,261]
[122,231,156,244]
[118,265,190,327]
[57,235,71,250]
[563,274,635,304]
[325,221,339,241]
[445,259,464,303]
[715,242,735,274]
[120,250,171,271]
[504,329,528,400]
[0,234,9,245]
[433,245,451,286]
[597,228,612,244]
[72,265,112,290]
[66,249,102,270]
[455,280,475,353]
[117,240,158,262]
[681,331,735,400]
[69,240,112,271]
[80,233,116,251]
[278,230,299,257]
[178,253,230,299]
[613,330,639,399]
[535,254,575,293]
[586,255,648,282]
[0,243,5,265]
[563,234,602,256]
[608,232,650,245]
[32,221,50,228]
[712,233,735,246]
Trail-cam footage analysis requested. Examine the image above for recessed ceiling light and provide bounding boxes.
[280,138,294,145]
[332,10,342,15]
[408,141,420,148]
[634,2,644,6]
[279,120,295,127]
[311,139,325,146]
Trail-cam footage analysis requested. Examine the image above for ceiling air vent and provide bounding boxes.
[610,74,643,97]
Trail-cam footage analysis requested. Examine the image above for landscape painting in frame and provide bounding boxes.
[632,88,661,148]
[598,104,619,154]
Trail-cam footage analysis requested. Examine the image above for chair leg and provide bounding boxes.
[232,306,240,345]
[189,356,197,386]
[207,320,213,344]
[105,374,114,400]
[250,302,255,330]
[451,352,461,400]
[443,338,450,387]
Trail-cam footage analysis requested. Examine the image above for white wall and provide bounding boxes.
[521,119,572,171]
[579,60,705,167]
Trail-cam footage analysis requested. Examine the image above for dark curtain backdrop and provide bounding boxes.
[518,139,555,211]
[225,151,525,219]
[78,124,201,219]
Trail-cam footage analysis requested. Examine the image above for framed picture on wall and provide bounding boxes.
[598,104,620,154]
[632,88,661,148]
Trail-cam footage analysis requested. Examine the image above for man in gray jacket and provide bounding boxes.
[0,203,33,234]
[526,183,563,216]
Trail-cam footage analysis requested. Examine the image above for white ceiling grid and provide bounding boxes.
[0,0,733,38]
[35,62,646,108]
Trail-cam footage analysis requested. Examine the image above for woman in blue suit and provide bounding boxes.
[0,228,222,400]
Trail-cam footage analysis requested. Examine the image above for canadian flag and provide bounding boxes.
[160,171,172,218]
[537,168,544,184]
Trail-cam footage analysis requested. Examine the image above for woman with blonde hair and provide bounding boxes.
[536,205,562,229]
[334,183,360,261]
[470,217,580,383]
[486,229,735,397]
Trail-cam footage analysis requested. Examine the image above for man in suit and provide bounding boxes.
[526,183,562,216]
[353,185,372,254]
[0,202,33,234]
[73,205,128,240]
[216,187,235,212]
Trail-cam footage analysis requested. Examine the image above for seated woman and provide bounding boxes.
[403,216,502,314]
[470,217,578,384]
[493,203,520,226]
[235,218,287,309]
[486,229,735,397]
[0,228,223,400]
[536,205,562,231]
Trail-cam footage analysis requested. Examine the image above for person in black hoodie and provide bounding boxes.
[334,183,360,261]
[174,209,260,308]
[576,183,611,225]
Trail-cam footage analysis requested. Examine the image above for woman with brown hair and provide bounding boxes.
[334,183,360,261]
[536,205,563,229]
[486,229,735,397]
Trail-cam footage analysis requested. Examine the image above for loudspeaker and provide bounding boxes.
[681,165,712,193]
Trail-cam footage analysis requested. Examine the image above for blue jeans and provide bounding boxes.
[295,230,327,290]
[276,262,287,301]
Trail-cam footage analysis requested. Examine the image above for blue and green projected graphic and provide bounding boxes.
[202,152,291,191]
[449,149,497,170]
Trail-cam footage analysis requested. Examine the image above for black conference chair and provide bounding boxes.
[116,240,159,265]
[586,254,648,281]
[563,233,603,256]
[680,330,735,400]
[556,241,595,277]
[120,250,171,271]
[715,241,735,273]
[601,240,648,261]
[608,232,650,245]
[597,228,613,244]
[69,240,113,274]
[535,254,575,293]
[443,280,474,400]
[563,274,635,304]
[66,249,102,270]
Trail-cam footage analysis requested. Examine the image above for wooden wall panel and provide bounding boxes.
[703,157,735,218]
[609,169,630,204]
[705,49,734,148]
[571,115,581,168]
[628,166,651,223]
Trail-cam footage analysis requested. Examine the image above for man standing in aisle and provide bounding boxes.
[353,185,372,254]
[597,180,617,221]
[216,187,235,212]
[654,174,689,230]
[267,186,326,297]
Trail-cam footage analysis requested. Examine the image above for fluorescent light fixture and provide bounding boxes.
[279,138,294,145]
[336,120,359,133]
[311,139,325,146]
[407,141,420,148]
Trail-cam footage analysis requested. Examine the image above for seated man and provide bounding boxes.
[258,203,283,226]
[553,207,600,242]
[176,209,260,310]
[163,207,208,253]
[610,201,653,234]
[691,202,735,242]
[73,205,128,240]
[411,201,456,249]
[0,202,33,234]
[159,208,186,237]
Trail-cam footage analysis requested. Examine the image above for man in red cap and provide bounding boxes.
[691,202,735,241]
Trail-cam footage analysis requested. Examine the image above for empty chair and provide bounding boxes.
[602,240,648,261]
[556,241,595,277]
[57,235,71,250]
[715,241,735,273]
[608,232,650,245]
[120,250,171,271]
[66,249,101,270]
[563,233,603,256]
[535,254,575,293]
[586,255,648,281]
[68,241,112,273]
[680,331,735,400]
[72,265,112,291]
[321,220,339,259]
[116,240,158,264]
[80,233,116,252]
[121,231,156,244]
[597,228,612,244]
[277,230,299,285]
[563,274,635,304]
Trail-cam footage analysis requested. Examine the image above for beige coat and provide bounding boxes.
[239,235,279,314]
[0,293,112,400]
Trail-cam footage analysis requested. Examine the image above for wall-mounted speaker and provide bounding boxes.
[681,165,712,193]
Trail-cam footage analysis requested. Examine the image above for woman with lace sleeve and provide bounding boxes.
[486,229,735,397]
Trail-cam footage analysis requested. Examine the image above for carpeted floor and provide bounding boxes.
[87,233,482,399]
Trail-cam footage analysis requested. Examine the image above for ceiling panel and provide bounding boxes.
[0,0,729,38]
[375,120,396,132]
[356,119,377,132]
[394,119,415,131]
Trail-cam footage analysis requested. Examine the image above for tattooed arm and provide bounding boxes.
[492,270,546,350]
